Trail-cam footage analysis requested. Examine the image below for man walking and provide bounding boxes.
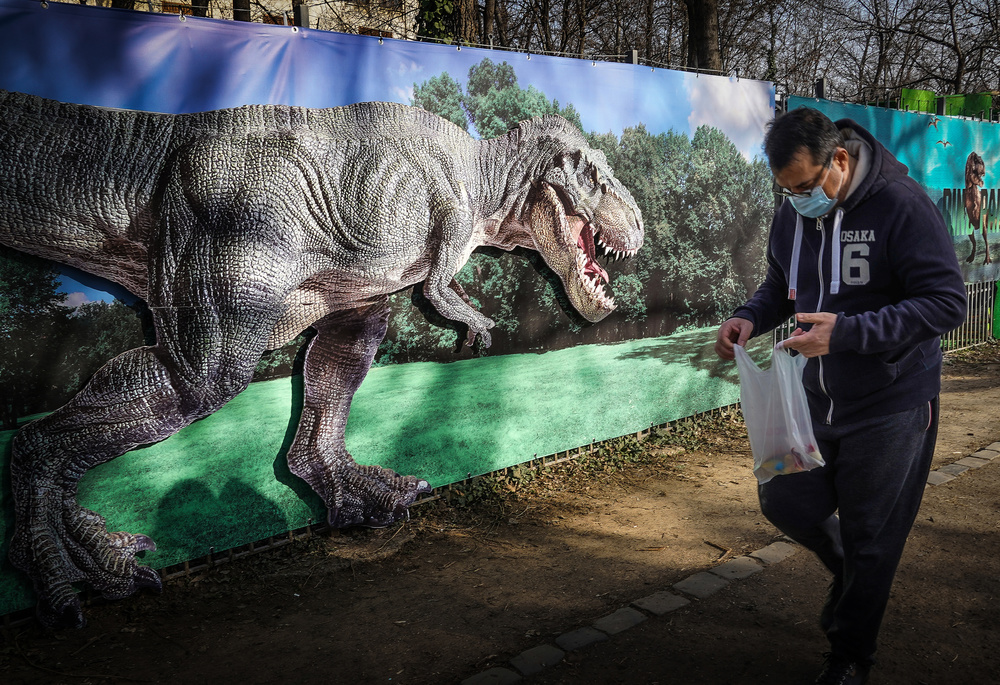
[715,107,966,684]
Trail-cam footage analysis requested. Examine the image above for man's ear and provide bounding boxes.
[834,147,851,172]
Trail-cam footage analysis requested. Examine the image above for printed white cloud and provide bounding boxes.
[687,76,773,160]
[394,85,415,105]
[395,59,422,77]
[62,291,91,309]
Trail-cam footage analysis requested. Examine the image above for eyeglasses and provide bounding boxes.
[773,153,834,198]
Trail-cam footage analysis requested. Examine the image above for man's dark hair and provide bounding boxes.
[763,107,844,172]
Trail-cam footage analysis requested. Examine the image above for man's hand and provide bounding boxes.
[715,317,754,360]
[782,312,837,358]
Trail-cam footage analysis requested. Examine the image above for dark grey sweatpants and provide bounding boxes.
[758,397,938,663]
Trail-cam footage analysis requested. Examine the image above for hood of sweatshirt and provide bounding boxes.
[835,119,910,212]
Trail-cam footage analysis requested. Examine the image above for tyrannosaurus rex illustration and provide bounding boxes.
[0,91,643,627]
[964,151,989,265]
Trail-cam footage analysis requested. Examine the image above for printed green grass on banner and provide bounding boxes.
[0,326,755,615]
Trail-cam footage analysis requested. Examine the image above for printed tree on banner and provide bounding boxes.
[410,72,468,130]
[0,248,148,425]
[585,124,771,335]
[660,126,771,329]
[0,249,71,429]
[463,59,582,139]
[412,58,582,139]
[52,300,146,406]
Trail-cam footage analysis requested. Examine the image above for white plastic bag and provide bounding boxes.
[733,342,825,484]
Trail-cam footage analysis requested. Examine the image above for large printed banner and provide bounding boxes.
[0,0,773,615]
[789,96,1000,283]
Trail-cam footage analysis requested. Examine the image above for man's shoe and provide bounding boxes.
[814,653,871,685]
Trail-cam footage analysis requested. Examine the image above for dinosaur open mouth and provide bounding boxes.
[567,213,639,315]
[573,220,613,309]
[528,181,642,323]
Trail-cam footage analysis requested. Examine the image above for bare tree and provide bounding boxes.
[898,0,995,93]
[683,0,722,70]
[233,0,251,22]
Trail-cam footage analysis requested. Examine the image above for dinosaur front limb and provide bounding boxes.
[285,303,430,527]
[448,278,480,347]
[423,257,496,348]
[419,183,496,347]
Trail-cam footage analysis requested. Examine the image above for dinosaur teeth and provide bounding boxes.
[573,250,616,309]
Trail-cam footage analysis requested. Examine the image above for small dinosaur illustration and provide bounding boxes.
[964,151,990,264]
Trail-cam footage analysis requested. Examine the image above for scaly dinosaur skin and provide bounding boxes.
[0,90,643,628]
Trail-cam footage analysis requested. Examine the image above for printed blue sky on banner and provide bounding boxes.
[372,40,773,159]
[1,0,773,303]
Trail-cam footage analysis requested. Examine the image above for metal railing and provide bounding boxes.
[942,280,995,351]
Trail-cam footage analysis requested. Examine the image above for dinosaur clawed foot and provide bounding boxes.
[35,583,87,630]
[10,497,160,629]
[467,313,496,349]
[326,463,431,528]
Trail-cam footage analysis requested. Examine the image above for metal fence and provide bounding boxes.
[773,280,997,352]
[942,280,996,351]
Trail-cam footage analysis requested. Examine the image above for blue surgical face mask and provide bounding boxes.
[788,184,838,218]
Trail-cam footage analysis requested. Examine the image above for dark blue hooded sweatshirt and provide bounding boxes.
[733,119,967,425]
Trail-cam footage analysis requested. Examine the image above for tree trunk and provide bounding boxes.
[291,0,308,28]
[644,0,654,62]
[494,0,509,46]
[484,0,495,42]
[456,0,477,44]
[233,0,250,22]
[683,0,722,71]
[947,0,965,93]
[109,0,135,9]
[539,0,553,52]
[765,5,777,82]
[2,401,15,431]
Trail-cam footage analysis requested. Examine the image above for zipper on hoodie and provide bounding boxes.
[815,216,835,424]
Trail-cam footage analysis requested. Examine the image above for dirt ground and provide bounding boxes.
[3,342,1000,684]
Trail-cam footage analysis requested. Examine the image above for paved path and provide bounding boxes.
[463,444,1000,684]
